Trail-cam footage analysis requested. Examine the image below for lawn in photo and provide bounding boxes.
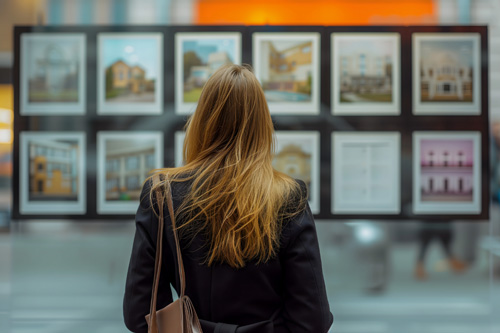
[97,132,163,214]
[332,33,400,115]
[98,33,163,114]
[20,132,86,214]
[21,33,86,114]
[253,33,320,114]
[176,33,241,113]
[273,131,320,213]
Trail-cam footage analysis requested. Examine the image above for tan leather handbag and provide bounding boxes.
[146,175,203,333]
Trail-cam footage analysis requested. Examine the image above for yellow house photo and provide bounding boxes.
[105,59,155,100]
[273,144,311,189]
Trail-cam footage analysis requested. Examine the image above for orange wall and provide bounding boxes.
[196,0,436,25]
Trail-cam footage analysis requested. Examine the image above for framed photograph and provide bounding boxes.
[19,132,86,214]
[175,32,242,114]
[97,33,163,115]
[273,131,320,214]
[413,132,481,214]
[331,33,400,115]
[20,33,86,115]
[253,33,320,115]
[97,131,164,214]
[175,131,185,167]
[413,33,481,115]
[332,132,400,214]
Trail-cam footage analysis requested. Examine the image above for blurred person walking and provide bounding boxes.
[123,64,333,332]
[414,220,466,280]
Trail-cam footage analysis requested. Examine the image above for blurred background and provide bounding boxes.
[1,0,500,332]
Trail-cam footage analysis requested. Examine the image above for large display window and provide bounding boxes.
[12,25,490,221]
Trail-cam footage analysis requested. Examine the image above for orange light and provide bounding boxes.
[196,0,437,25]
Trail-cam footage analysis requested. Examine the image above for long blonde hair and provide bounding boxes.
[150,64,306,268]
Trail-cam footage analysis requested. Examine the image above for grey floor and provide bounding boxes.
[1,206,500,333]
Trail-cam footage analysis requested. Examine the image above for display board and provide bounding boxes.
[12,25,490,221]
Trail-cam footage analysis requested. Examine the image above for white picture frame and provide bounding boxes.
[97,131,164,214]
[332,132,400,214]
[274,131,320,214]
[413,33,481,115]
[331,33,400,115]
[97,33,163,115]
[253,33,320,115]
[413,131,481,214]
[20,33,86,115]
[175,32,242,115]
[19,132,86,214]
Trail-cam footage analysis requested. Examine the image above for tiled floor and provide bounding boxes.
[1,206,500,333]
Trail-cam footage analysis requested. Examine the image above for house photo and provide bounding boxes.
[104,139,157,202]
[331,33,400,115]
[259,40,313,102]
[419,138,475,202]
[419,42,474,103]
[253,33,320,114]
[21,33,86,115]
[97,132,163,214]
[29,139,79,201]
[273,131,320,213]
[273,143,312,188]
[413,132,481,214]
[98,33,163,114]
[413,33,481,115]
[20,132,86,214]
[175,33,241,114]
[105,59,154,101]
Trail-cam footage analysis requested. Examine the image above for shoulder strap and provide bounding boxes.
[148,174,187,329]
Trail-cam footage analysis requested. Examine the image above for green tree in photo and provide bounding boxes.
[105,67,116,99]
[183,51,203,81]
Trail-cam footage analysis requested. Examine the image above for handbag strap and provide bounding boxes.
[148,174,187,330]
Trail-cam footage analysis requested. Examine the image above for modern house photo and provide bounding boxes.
[337,38,394,103]
[28,139,79,201]
[104,139,157,202]
[259,40,313,102]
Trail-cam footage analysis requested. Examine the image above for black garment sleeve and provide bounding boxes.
[123,182,174,333]
[281,204,334,333]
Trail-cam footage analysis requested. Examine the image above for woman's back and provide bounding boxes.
[124,178,332,332]
[123,64,333,332]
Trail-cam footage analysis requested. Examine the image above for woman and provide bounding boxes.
[123,64,333,332]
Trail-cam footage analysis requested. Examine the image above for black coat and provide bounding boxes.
[123,180,333,333]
